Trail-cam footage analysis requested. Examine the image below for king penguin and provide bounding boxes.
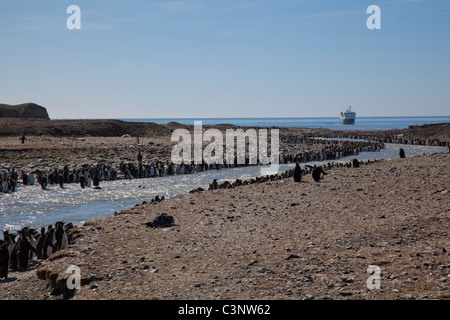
[55,222,69,251]
[0,240,9,280]
[36,227,46,260]
[43,227,56,259]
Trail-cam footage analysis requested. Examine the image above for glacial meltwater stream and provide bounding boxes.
[0,143,447,231]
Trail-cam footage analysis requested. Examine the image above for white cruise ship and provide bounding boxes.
[340,106,356,125]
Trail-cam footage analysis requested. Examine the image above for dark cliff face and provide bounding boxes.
[0,103,50,120]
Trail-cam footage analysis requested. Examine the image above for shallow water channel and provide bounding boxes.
[0,142,446,231]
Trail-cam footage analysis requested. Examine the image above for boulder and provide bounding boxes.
[145,213,175,228]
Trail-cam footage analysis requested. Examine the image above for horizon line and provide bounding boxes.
[52,115,450,120]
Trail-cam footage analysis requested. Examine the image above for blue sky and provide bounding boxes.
[0,0,449,119]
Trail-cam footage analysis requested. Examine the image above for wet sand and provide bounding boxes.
[1,151,448,300]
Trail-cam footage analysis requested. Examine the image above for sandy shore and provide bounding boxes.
[1,151,448,300]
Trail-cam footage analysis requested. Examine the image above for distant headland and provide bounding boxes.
[0,103,50,120]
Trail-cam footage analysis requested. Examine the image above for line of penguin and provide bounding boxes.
[277,139,384,164]
[309,132,450,147]
[203,157,376,192]
[0,222,72,280]
[1,139,383,194]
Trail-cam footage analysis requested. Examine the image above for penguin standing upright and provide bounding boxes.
[36,227,46,260]
[293,163,303,183]
[3,232,16,259]
[54,222,69,251]
[15,230,37,272]
[3,232,17,272]
[86,175,92,188]
[80,174,86,189]
[9,177,16,192]
[209,179,218,190]
[1,178,8,193]
[43,227,56,259]
[93,175,101,189]
[22,171,28,186]
[58,174,65,189]
[28,173,35,185]
[0,240,9,280]
[24,228,37,261]
[19,135,27,144]
[40,174,48,190]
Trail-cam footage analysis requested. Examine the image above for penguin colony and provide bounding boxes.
[301,132,449,147]
[205,157,378,192]
[0,222,72,280]
[1,133,445,280]
[1,138,384,193]
[1,133,448,194]
[4,132,448,194]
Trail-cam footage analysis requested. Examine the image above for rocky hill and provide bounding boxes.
[403,122,450,142]
[0,103,50,119]
[0,118,174,137]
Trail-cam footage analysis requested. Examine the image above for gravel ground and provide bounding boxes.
[1,152,448,300]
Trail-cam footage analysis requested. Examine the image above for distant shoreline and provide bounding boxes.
[116,116,450,131]
[1,117,449,142]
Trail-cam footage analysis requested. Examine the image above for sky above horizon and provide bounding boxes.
[1,0,449,119]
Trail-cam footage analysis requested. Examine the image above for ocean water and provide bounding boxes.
[0,142,447,232]
[120,116,450,131]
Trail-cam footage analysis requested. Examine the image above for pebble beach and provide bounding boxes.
[0,120,449,300]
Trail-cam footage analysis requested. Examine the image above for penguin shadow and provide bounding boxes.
[145,222,180,229]
[1,260,43,283]
[1,276,17,283]
[49,286,76,300]
[63,289,76,299]
[41,187,58,192]
[294,181,310,184]
[313,180,329,184]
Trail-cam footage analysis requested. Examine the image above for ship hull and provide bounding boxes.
[340,118,355,125]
